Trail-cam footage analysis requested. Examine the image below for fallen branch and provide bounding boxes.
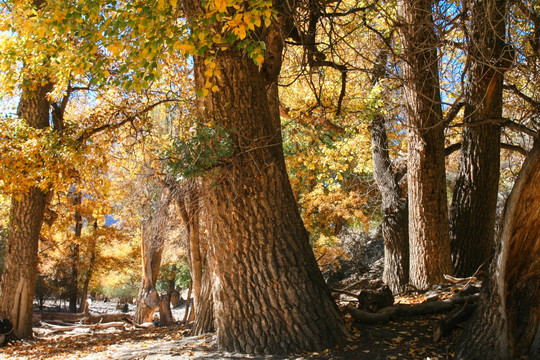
[39,321,126,334]
[121,317,155,329]
[34,312,132,324]
[347,293,480,324]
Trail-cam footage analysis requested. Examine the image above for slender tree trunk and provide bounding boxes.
[456,141,540,359]
[397,0,453,289]
[0,83,52,338]
[449,0,508,277]
[69,193,82,313]
[182,281,192,324]
[193,259,214,334]
[369,50,409,293]
[177,180,202,323]
[79,221,98,313]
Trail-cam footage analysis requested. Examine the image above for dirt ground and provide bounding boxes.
[0,311,459,360]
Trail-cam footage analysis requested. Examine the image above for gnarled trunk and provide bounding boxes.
[134,187,170,323]
[456,141,540,359]
[449,0,507,277]
[192,46,348,353]
[0,83,52,338]
[397,0,453,289]
[369,50,409,293]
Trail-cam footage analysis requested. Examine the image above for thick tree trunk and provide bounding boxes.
[456,141,540,359]
[449,0,507,277]
[0,83,52,338]
[369,51,409,294]
[397,0,453,289]
[191,47,348,353]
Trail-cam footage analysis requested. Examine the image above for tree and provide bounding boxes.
[173,0,349,353]
[134,185,172,323]
[396,0,453,289]
[456,139,540,359]
[369,50,409,293]
[449,0,508,277]
[0,83,52,338]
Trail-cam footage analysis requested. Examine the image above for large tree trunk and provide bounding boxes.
[369,50,409,294]
[449,0,508,277]
[0,83,52,338]
[397,0,453,289]
[190,44,348,353]
[456,141,540,359]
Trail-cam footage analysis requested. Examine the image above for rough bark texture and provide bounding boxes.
[449,0,508,277]
[397,0,453,289]
[369,50,409,294]
[0,84,51,339]
[181,13,348,352]
[456,141,540,359]
[205,53,346,353]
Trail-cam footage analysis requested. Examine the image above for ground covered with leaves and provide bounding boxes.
[0,310,459,360]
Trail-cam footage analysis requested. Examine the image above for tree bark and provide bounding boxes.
[397,0,453,289]
[456,141,540,359]
[0,83,52,339]
[69,193,82,313]
[79,221,98,314]
[190,48,348,355]
[449,0,508,277]
[134,187,170,323]
[369,50,409,294]
[193,258,214,334]
[176,180,202,323]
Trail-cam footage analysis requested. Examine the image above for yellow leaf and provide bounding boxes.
[215,0,227,12]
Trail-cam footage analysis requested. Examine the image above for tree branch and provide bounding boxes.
[501,143,528,156]
[76,99,178,143]
[504,84,540,111]
[444,101,466,126]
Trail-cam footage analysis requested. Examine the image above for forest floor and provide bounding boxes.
[1,234,462,359]
[0,301,459,360]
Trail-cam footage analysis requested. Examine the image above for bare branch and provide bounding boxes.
[501,143,528,156]
[504,84,540,111]
[444,101,466,126]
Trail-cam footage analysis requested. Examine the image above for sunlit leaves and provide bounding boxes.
[0,117,86,194]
